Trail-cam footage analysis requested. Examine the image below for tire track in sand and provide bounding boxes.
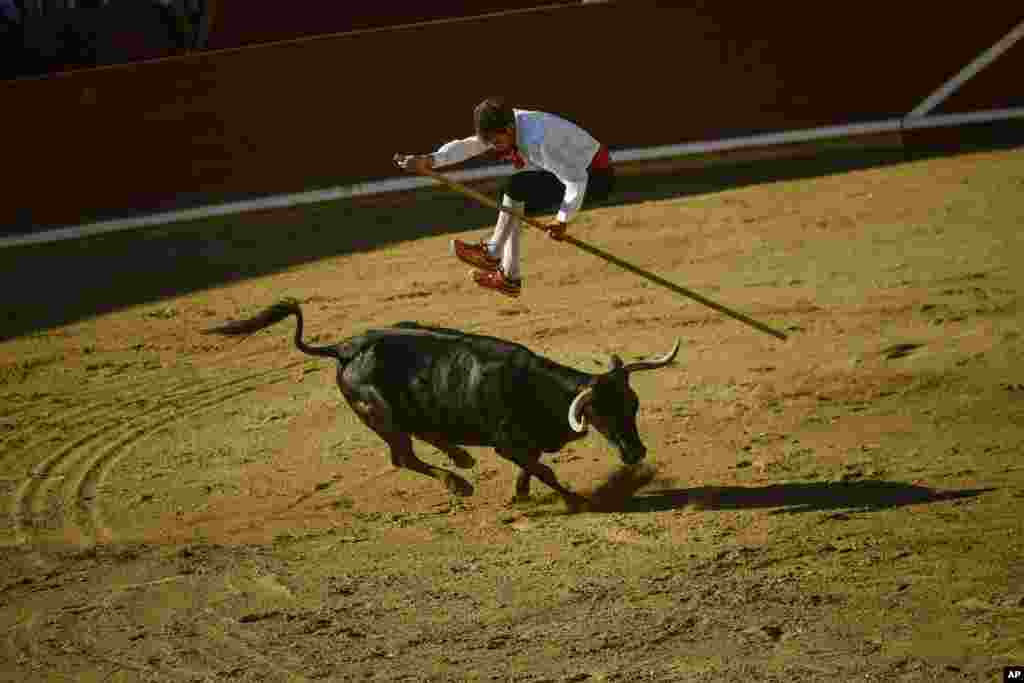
[11,360,309,547]
[71,363,306,545]
[2,372,206,546]
[0,372,202,467]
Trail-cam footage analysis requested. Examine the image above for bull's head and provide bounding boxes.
[567,340,680,465]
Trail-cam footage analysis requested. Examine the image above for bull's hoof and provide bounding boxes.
[447,448,476,469]
[563,493,590,514]
[442,473,474,497]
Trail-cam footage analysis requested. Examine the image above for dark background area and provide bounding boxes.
[2,1,586,81]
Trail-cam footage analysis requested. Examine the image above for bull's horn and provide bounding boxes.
[621,339,681,374]
[567,387,595,433]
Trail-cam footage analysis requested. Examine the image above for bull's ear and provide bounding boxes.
[609,354,624,371]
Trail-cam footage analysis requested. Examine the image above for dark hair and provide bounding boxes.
[474,97,515,138]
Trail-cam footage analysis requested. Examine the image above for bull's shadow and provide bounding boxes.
[600,479,992,515]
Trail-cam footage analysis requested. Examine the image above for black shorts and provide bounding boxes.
[503,166,615,215]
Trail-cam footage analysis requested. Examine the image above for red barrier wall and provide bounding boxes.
[3,4,1021,230]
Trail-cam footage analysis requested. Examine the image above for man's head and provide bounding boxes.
[474,97,516,152]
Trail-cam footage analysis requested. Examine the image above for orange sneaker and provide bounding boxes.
[472,268,522,298]
[451,239,499,271]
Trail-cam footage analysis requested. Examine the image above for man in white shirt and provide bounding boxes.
[394,97,614,298]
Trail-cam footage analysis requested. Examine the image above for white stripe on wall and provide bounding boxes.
[903,106,1024,130]
[611,118,905,165]
[2,107,1022,250]
[909,20,1024,118]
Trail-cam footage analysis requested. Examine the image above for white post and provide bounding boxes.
[908,20,1024,118]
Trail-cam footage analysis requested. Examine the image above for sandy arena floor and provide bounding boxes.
[1,147,1023,682]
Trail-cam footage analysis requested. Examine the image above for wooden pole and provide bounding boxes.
[418,167,789,341]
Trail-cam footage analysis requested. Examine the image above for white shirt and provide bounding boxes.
[430,109,601,223]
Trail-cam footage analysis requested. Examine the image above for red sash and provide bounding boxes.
[504,143,609,171]
[589,143,610,171]
[502,146,527,169]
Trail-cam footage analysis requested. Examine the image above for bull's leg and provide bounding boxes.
[496,448,588,513]
[387,433,475,497]
[508,451,539,503]
[415,433,477,469]
[514,466,532,502]
[343,393,473,497]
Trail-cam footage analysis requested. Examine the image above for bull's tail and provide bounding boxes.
[202,298,340,360]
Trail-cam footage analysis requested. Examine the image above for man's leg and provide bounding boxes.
[470,171,564,297]
[452,191,524,273]
[471,196,523,297]
[487,194,524,268]
[500,172,564,279]
[585,167,616,206]
[507,171,565,214]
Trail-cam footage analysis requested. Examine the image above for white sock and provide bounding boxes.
[487,195,524,262]
[501,217,521,280]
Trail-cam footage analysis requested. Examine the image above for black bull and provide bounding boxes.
[204,299,678,511]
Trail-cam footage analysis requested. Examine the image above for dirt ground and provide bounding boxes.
[1,146,1023,682]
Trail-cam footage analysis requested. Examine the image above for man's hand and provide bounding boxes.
[545,221,568,241]
[393,153,434,174]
